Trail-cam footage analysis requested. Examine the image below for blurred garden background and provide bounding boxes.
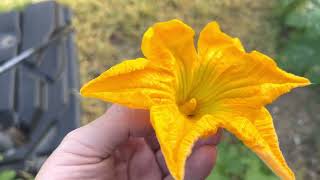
[1,0,319,179]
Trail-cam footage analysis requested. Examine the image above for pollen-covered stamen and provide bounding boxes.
[179,98,197,116]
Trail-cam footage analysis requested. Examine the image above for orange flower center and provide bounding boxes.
[179,98,197,116]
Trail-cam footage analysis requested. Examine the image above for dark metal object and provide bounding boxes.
[0,1,80,174]
[0,26,73,77]
[0,12,20,130]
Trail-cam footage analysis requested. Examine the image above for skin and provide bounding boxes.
[36,105,222,180]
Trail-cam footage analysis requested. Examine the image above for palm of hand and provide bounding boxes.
[36,105,219,180]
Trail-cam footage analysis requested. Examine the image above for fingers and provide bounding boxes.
[163,146,217,180]
[128,138,162,180]
[184,145,217,180]
[145,129,222,153]
[60,104,153,158]
[156,150,169,176]
[157,131,222,179]
[193,128,222,149]
[145,132,160,151]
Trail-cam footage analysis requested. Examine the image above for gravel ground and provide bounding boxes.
[269,86,320,179]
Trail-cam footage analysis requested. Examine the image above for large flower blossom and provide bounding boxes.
[80,19,310,180]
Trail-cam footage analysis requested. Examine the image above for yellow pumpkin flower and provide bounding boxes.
[80,19,310,180]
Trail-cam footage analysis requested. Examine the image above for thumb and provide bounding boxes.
[60,104,152,158]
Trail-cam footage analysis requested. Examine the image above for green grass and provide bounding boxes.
[0,170,16,180]
[208,134,278,180]
[0,154,16,180]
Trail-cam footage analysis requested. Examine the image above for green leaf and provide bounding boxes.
[277,36,320,76]
[207,171,229,180]
[285,0,320,33]
[208,134,278,179]
[305,65,320,83]
[0,170,16,180]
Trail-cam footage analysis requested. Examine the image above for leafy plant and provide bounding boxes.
[207,134,278,180]
[0,170,16,180]
[276,0,320,83]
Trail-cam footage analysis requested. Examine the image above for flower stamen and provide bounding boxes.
[180,98,197,116]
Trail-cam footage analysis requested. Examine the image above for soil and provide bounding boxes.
[268,86,320,179]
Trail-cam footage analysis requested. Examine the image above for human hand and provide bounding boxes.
[36,105,221,180]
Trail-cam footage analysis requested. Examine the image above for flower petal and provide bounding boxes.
[216,107,295,180]
[192,47,310,113]
[197,21,245,60]
[80,58,175,109]
[142,19,197,71]
[191,22,245,102]
[142,19,198,102]
[150,104,219,180]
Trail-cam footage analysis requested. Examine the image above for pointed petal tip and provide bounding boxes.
[303,79,311,86]
[202,21,224,35]
[256,148,295,180]
[207,21,221,29]
[79,83,90,97]
[290,74,311,87]
[198,21,245,54]
[303,77,311,84]
[249,50,312,87]
[79,80,97,97]
[79,86,86,96]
